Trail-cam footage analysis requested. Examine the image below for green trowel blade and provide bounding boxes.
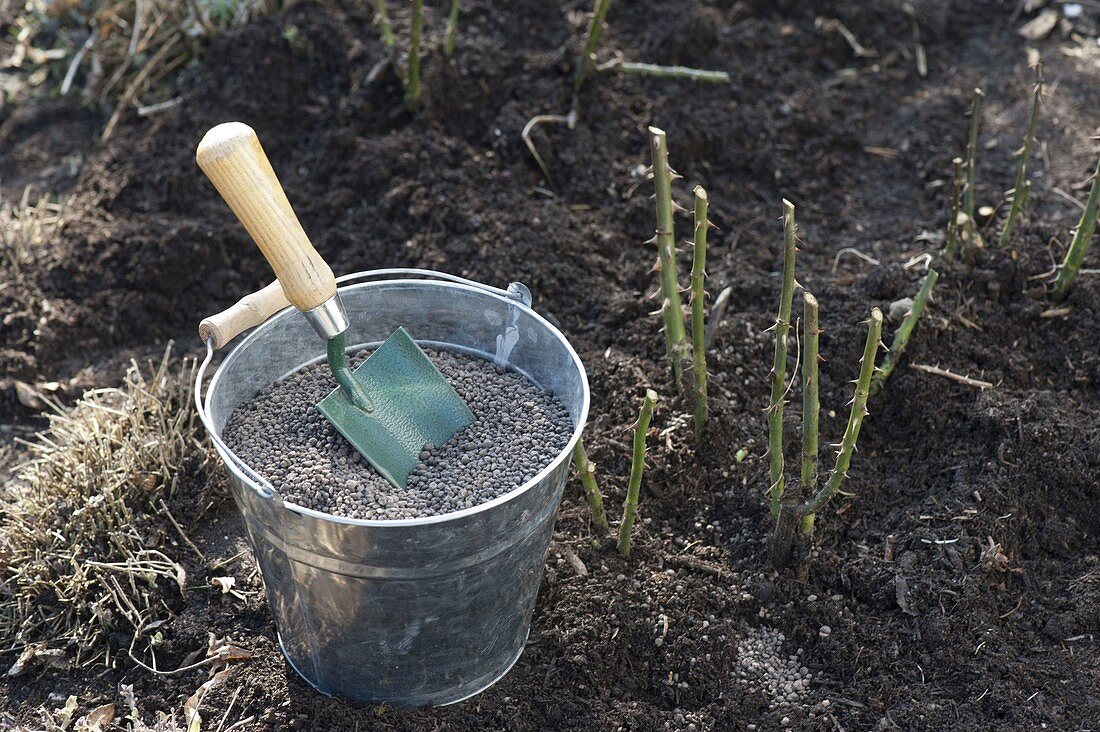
[317,327,475,489]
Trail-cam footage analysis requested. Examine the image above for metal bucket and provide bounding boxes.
[195,270,589,706]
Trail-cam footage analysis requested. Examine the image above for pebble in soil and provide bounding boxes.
[734,625,815,708]
[221,347,573,520]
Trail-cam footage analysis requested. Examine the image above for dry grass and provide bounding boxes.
[0,186,67,283]
[0,345,209,668]
[3,1,296,139]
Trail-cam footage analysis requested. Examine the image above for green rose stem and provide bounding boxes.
[618,389,657,558]
[998,69,1041,247]
[870,269,939,397]
[405,0,424,109]
[945,157,965,257]
[964,88,984,224]
[1052,157,1100,303]
[648,127,690,393]
[800,309,883,531]
[767,199,797,518]
[799,293,820,535]
[690,185,710,439]
[444,0,460,56]
[574,0,612,93]
[373,0,395,49]
[572,439,609,532]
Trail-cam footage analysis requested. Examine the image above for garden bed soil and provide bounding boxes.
[2,0,1100,729]
[221,346,573,520]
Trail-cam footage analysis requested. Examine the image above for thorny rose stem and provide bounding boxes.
[964,88,984,224]
[870,268,939,397]
[619,389,657,558]
[572,439,608,531]
[998,68,1042,247]
[574,0,612,92]
[373,0,395,49]
[649,127,690,393]
[767,199,797,518]
[801,308,883,530]
[945,156,965,257]
[799,293,820,535]
[1052,156,1100,303]
[690,185,709,438]
[444,0,460,57]
[406,0,424,109]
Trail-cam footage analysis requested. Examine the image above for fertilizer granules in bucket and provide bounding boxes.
[221,347,573,520]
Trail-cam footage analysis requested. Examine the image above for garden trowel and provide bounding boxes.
[196,122,473,488]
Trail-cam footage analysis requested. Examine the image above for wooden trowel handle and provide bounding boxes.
[199,279,290,349]
[196,122,336,312]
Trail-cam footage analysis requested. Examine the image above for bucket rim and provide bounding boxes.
[203,273,590,528]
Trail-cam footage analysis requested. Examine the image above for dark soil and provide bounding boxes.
[221,346,572,520]
[2,0,1100,729]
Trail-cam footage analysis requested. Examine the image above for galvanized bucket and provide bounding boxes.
[195,269,589,706]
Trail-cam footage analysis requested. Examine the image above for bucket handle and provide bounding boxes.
[194,268,533,500]
[198,269,531,350]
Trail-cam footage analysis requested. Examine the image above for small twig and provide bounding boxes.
[521,107,577,184]
[101,32,181,142]
[870,269,939,396]
[815,17,876,58]
[216,686,242,732]
[831,247,880,272]
[619,389,658,558]
[690,185,710,439]
[572,439,608,531]
[910,363,993,390]
[158,499,206,562]
[61,29,98,95]
[136,96,184,116]
[127,647,222,676]
[767,199,798,517]
[1052,186,1089,211]
[1052,156,1099,303]
[610,60,729,84]
[188,0,218,37]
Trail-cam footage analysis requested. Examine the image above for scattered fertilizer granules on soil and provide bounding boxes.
[734,626,814,708]
[221,347,573,520]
